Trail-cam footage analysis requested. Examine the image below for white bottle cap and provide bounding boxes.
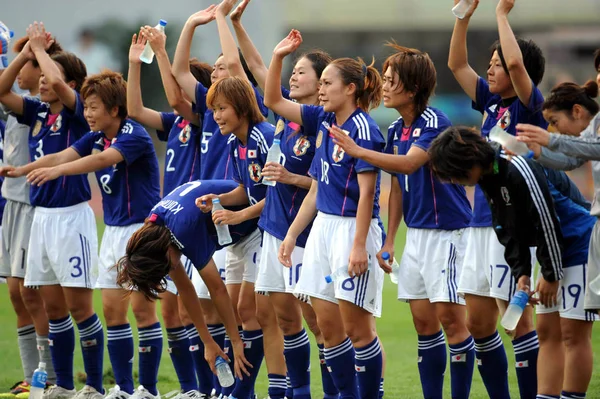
[39,361,46,368]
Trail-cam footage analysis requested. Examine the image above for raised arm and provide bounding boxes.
[496,0,534,106]
[215,0,247,79]
[172,5,217,101]
[0,45,32,114]
[230,0,268,90]
[127,31,163,130]
[28,22,77,110]
[448,0,480,102]
[264,31,303,124]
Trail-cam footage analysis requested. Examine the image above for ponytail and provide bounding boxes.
[330,57,382,111]
[543,80,599,116]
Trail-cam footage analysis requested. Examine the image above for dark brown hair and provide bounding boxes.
[594,49,600,71]
[50,51,87,92]
[116,221,173,301]
[13,36,63,68]
[189,58,212,88]
[383,42,436,116]
[329,57,382,112]
[491,38,545,86]
[428,126,496,183]
[543,80,599,117]
[206,76,266,124]
[81,70,128,119]
[296,49,332,80]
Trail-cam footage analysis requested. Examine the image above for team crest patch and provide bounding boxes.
[32,120,42,137]
[248,163,262,182]
[497,110,511,130]
[50,114,62,132]
[179,124,191,144]
[275,119,285,136]
[293,136,311,156]
[316,130,323,148]
[332,144,345,163]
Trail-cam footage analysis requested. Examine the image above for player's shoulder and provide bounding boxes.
[121,119,148,136]
[350,109,383,141]
[388,116,403,132]
[418,107,451,130]
[250,121,275,151]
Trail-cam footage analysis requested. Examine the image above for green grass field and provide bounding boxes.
[1,222,599,398]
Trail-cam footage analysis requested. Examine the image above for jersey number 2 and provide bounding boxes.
[166,149,176,172]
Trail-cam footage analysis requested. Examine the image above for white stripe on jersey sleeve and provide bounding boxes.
[358,114,371,141]
[352,114,371,142]
[422,108,439,129]
[227,134,236,144]
[388,117,402,131]
[510,156,563,279]
[251,127,270,153]
[352,117,364,140]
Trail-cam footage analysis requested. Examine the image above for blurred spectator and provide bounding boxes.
[68,28,119,74]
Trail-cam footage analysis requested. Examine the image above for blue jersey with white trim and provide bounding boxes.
[230,122,275,205]
[545,169,594,268]
[17,93,91,207]
[303,106,384,218]
[471,77,547,227]
[194,82,268,180]
[258,112,316,248]
[384,107,471,230]
[150,180,258,270]
[71,119,161,226]
[157,112,201,196]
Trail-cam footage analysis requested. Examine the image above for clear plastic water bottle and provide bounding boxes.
[325,258,372,284]
[381,252,400,284]
[139,19,167,64]
[263,138,282,187]
[30,362,47,399]
[215,356,235,387]
[212,198,232,246]
[489,126,534,158]
[589,274,600,296]
[501,290,530,331]
[452,0,474,19]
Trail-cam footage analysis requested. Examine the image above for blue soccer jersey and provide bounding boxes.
[385,107,472,230]
[195,82,269,180]
[302,106,385,218]
[150,180,258,270]
[229,122,275,205]
[471,77,548,227]
[72,119,161,226]
[0,120,6,222]
[157,112,201,196]
[258,114,316,248]
[17,94,91,207]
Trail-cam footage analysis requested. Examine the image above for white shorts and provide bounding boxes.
[255,231,304,294]
[95,224,143,289]
[294,212,384,317]
[25,203,98,288]
[458,227,537,301]
[584,220,600,311]
[0,201,34,279]
[225,229,261,285]
[397,228,467,304]
[536,264,600,321]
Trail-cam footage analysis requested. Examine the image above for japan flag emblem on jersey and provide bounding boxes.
[248,163,262,183]
[179,124,191,144]
[50,114,62,132]
[497,109,511,130]
[293,136,311,156]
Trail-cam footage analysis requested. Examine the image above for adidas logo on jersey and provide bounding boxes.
[121,123,134,134]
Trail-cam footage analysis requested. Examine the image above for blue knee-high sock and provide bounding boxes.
[417,330,446,399]
[285,375,294,399]
[379,378,384,398]
[355,337,383,399]
[318,343,339,399]
[267,374,287,399]
[231,329,264,399]
[49,316,75,390]
[474,331,510,399]
[283,329,311,399]
[513,331,539,399]
[107,324,134,394]
[138,322,163,396]
[536,396,559,399]
[324,337,358,399]
[186,324,213,395]
[77,314,104,393]
[167,326,197,392]
[208,324,226,397]
[221,329,240,397]
[449,336,475,399]
[561,392,586,399]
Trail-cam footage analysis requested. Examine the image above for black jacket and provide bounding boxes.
[478,150,564,282]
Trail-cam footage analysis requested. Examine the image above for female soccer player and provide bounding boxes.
[115,180,255,382]
[329,44,474,399]
[126,26,215,397]
[171,5,268,397]
[266,30,386,399]
[516,81,600,399]
[0,23,101,399]
[196,75,275,399]
[0,33,62,394]
[227,2,337,397]
[448,0,547,396]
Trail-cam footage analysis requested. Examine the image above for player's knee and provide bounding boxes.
[561,325,589,349]
[8,283,26,309]
[20,286,41,308]
[344,320,376,346]
[535,319,559,343]
[131,299,157,326]
[43,300,67,320]
[160,298,181,328]
[237,299,256,325]
[466,314,496,338]
[303,313,321,338]
[255,299,276,328]
[276,312,301,336]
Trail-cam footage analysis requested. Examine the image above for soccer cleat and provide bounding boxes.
[104,386,130,399]
[42,385,76,399]
[10,381,31,396]
[72,387,103,399]
[129,387,160,399]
